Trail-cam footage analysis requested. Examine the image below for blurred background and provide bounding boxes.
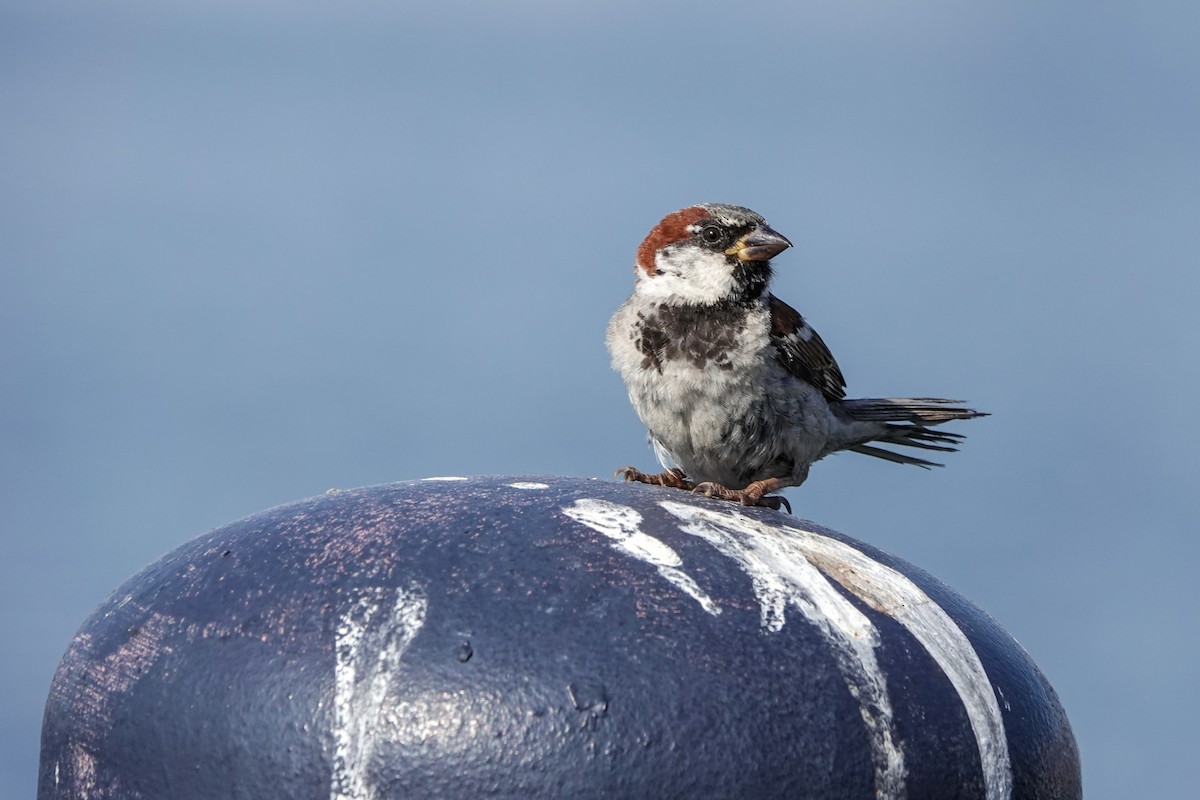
[3,1,1197,797]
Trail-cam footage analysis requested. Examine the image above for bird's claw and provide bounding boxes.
[768,495,792,514]
[692,482,791,513]
[615,467,695,491]
[617,469,789,511]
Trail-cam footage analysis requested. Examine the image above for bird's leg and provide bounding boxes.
[615,467,695,491]
[693,477,792,513]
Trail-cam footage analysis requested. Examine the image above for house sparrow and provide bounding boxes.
[607,203,986,512]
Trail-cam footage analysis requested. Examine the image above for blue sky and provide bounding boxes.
[3,2,1198,797]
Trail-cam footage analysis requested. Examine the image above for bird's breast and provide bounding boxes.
[608,299,775,448]
[621,300,770,373]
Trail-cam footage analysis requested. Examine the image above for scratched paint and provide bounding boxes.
[331,586,428,800]
[660,501,1013,800]
[562,498,720,617]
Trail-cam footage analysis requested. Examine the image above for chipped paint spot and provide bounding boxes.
[331,586,428,800]
[563,499,720,617]
[421,476,468,482]
[661,501,1012,800]
[507,482,550,490]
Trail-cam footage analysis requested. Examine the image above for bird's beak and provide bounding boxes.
[726,225,792,262]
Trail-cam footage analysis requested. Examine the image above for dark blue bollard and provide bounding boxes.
[39,475,1080,799]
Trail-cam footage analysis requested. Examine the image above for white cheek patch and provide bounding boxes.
[637,248,738,304]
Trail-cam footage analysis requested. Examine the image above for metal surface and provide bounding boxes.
[39,475,1081,799]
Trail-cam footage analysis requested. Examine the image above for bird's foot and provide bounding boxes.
[692,479,792,513]
[615,467,695,491]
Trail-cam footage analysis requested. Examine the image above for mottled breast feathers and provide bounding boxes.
[633,302,749,374]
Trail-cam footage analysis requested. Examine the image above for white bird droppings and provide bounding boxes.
[563,498,721,617]
[331,586,428,800]
[660,501,1012,800]
[660,500,906,797]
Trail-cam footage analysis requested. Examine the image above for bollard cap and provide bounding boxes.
[39,475,1080,799]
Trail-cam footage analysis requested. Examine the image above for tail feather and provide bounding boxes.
[839,397,987,424]
[875,426,962,451]
[838,397,987,468]
[847,444,945,469]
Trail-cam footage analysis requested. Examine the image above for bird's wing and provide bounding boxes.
[768,294,847,402]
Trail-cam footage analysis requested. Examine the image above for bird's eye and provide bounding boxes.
[699,225,725,245]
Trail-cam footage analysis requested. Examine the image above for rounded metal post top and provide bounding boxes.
[39,475,1081,799]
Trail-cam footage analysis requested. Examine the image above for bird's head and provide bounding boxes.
[632,203,791,304]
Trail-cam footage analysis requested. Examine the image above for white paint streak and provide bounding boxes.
[660,501,905,798]
[507,481,550,489]
[661,501,1012,800]
[563,498,720,617]
[331,586,428,800]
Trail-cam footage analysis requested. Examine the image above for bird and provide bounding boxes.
[606,203,986,512]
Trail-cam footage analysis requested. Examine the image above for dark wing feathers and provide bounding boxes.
[768,294,847,401]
